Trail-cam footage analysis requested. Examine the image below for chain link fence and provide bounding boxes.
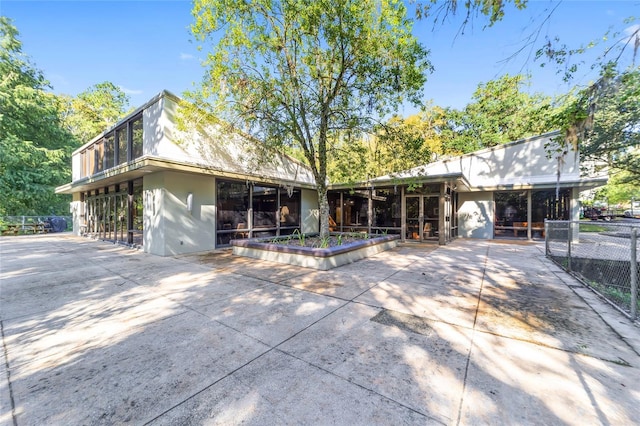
[545,220,639,320]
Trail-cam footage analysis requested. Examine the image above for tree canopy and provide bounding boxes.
[188,0,430,238]
[61,82,131,142]
[558,66,640,185]
[0,17,74,216]
[329,73,558,184]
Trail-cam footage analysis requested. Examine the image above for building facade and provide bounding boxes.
[56,91,318,256]
[57,91,607,256]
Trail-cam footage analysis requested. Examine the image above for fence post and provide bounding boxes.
[567,221,572,272]
[631,228,638,320]
[544,220,549,256]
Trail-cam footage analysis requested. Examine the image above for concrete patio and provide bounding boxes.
[1,234,639,425]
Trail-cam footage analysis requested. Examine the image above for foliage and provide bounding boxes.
[536,17,639,83]
[455,73,556,147]
[60,82,131,142]
[188,0,430,238]
[413,0,528,30]
[593,170,640,205]
[0,18,74,215]
[332,73,558,184]
[534,15,640,197]
[555,67,640,184]
[328,103,457,183]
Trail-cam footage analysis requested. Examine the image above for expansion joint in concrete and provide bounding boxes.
[455,244,490,426]
[0,320,18,426]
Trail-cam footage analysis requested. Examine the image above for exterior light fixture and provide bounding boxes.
[186,192,193,213]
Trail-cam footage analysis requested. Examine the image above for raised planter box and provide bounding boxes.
[231,234,400,270]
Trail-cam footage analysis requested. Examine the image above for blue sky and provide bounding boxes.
[2,0,639,112]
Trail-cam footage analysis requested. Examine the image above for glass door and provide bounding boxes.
[423,195,439,241]
[406,196,421,240]
[406,194,440,242]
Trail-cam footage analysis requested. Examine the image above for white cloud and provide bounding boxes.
[119,86,143,95]
[180,53,194,60]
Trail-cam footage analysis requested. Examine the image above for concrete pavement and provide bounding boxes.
[1,235,639,425]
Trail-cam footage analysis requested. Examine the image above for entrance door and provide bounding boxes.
[406,196,421,241]
[405,195,439,241]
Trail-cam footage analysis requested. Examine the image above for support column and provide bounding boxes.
[401,186,406,242]
[367,187,373,234]
[527,190,532,240]
[439,183,445,245]
[127,180,134,244]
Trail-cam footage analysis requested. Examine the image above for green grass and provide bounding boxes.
[579,223,608,232]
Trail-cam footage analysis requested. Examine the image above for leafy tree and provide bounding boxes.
[535,17,639,197]
[332,74,556,184]
[61,82,130,142]
[188,0,430,238]
[595,170,640,206]
[458,73,555,147]
[536,17,639,83]
[558,66,640,185]
[413,0,528,30]
[0,17,74,216]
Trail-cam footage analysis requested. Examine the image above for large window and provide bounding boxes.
[216,179,302,246]
[132,182,143,246]
[494,189,570,239]
[95,141,104,173]
[87,147,95,176]
[328,191,368,232]
[252,186,277,231]
[328,188,401,234]
[343,191,369,232]
[494,191,528,238]
[279,188,301,232]
[372,188,401,234]
[104,134,114,169]
[80,150,88,178]
[532,189,570,221]
[117,126,128,165]
[82,180,142,246]
[131,116,143,159]
[217,180,249,245]
[328,192,342,231]
[371,188,402,231]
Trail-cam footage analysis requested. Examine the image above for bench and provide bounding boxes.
[512,222,545,237]
[1,223,48,235]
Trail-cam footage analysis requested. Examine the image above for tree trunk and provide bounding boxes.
[317,183,330,239]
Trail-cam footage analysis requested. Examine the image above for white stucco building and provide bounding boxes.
[56,91,607,255]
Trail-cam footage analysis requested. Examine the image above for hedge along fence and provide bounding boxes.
[545,220,639,321]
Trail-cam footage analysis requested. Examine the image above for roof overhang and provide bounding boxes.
[55,156,317,195]
[329,172,470,191]
[325,173,607,193]
[460,176,608,192]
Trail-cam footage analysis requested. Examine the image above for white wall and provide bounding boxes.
[385,133,580,190]
[70,193,83,235]
[71,153,81,181]
[143,172,166,256]
[153,96,316,185]
[301,188,319,234]
[143,170,216,256]
[457,192,494,239]
[163,171,216,255]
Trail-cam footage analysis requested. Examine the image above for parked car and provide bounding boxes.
[584,207,613,221]
[623,210,640,218]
